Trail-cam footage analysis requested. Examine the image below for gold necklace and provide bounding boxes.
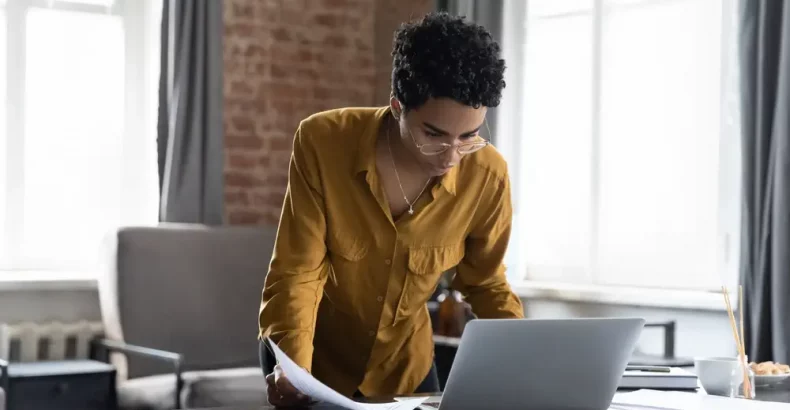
[387,123,431,215]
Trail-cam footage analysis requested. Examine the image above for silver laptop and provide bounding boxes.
[419,317,645,410]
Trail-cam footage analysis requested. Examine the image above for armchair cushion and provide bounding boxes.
[118,367,266,410]
[118,373,176,410]
[101,225,275,380]
[183,367,267,408]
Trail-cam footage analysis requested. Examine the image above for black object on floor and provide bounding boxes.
[0,359,117,410]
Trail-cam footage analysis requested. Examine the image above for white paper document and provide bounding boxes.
[268,338,428,410]
[611,389,790,410]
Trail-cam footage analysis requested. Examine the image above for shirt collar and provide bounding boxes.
[437,165,458,196]
[354,106,457,196]
[354,107,390,176]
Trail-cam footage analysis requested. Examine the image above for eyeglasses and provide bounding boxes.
[405,121,492,156]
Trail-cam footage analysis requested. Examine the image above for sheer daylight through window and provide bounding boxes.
[0,0,161,275]
[498,0,741,291]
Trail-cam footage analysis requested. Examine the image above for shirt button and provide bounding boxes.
[384,259,392,265]
[368,330,376,337]
[377,296,384,302]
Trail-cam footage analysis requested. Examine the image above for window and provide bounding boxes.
[498,0,741,291]
[0,0,161,274]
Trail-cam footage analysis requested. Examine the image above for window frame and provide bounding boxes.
[1,0,157,273]
[498,0,742,303]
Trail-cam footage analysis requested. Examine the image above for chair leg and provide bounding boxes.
[175,361,183,409]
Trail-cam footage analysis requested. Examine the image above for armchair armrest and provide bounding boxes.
[630,320,693,367]
[644,321,676,358]
[90,338,184,409]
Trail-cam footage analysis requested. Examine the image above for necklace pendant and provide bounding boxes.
[408,207,414,215]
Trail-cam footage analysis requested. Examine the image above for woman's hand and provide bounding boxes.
[266,364,312,408]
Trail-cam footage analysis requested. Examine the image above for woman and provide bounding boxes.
[259,11,524,407]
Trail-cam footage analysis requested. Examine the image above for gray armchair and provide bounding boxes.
[98,224,276,409]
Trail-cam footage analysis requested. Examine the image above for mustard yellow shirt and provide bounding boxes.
[258,106,524,398]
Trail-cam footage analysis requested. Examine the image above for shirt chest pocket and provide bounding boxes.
[326,234,368,289]
[327,234,368,263]
[395,243,465,323]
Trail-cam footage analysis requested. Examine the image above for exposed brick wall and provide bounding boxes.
[373,0,435,104]
[223,0,434,225]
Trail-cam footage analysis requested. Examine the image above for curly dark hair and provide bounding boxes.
[391,11,506,110]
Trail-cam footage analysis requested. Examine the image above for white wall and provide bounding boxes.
[524,298,736,359]
[0,288,734,360]
[0,288,101,324]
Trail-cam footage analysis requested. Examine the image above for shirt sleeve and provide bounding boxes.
[258,122,329,372]
[453,175,525,319]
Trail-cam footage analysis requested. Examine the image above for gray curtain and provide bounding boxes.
[157,0,224,224]
[437,0,504,144]
[740,0,790,364]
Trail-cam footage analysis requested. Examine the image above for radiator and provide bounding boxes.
[0,320,104,362]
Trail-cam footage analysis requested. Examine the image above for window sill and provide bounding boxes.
[0,271,97,291]
[510,280,730,312]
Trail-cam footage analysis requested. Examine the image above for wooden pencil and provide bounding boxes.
[722,286,752,398]
[740,286,745,360]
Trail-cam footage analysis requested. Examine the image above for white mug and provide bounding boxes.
[694,357,739,396]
